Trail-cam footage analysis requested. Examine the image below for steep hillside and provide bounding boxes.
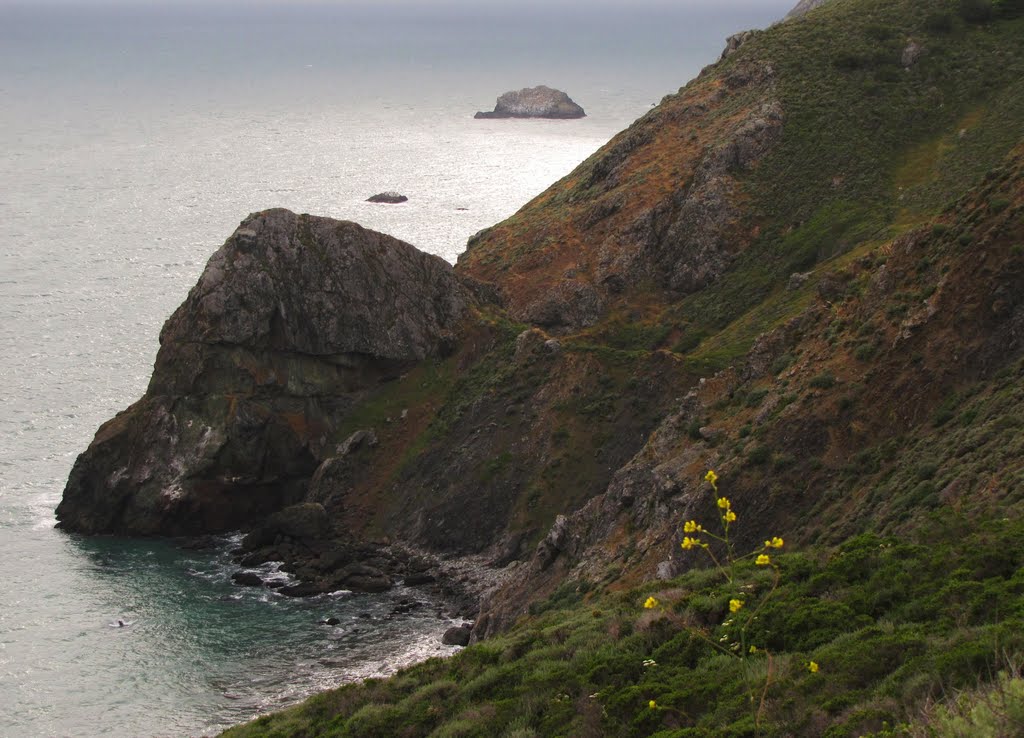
[221,133,1024,738]
[210,0,1024,734]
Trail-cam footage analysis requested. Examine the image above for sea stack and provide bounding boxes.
[474,85,585,119]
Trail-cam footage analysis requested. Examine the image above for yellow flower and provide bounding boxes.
[756,554,771,566]
[644,596,659,609]
[724,510,737,523]
[705,469,718,486]
[717,497,731,510]
[765,537,784,549]
[683,520,702,533]
[749,645,758,654]
[729,599,744,613]
[681,536,701,550]
[808,661,819,673]
[649,699,657,709]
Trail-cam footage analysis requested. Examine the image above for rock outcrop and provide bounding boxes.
[56,209,469,535]
[474,86,585,120]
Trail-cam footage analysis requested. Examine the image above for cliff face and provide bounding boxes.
[56,209,469,535]
[59,0,1024,646]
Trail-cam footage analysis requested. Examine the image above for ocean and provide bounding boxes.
[0,2,794,735]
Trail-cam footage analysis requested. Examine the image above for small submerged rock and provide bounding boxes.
[475,85,585,119]
[231,571,264,587]
[367,192,408,204]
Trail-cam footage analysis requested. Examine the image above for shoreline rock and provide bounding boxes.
[475,85,585,120]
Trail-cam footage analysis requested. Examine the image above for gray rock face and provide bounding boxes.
[902,41,925,68]
[721,30,760,60]
[475,86,585,119]
[56,209,470,536]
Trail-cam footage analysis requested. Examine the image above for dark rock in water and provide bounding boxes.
[265,579,288,589]
[475,86,585,119]
[390,599,423,615]
[442,624,472,646]
[403,572,436,586]
[56,209,470,536]
[279,582,323,598]
[367,192,408,204]
[320,617,341,626]
[240,549,277,567]
[231,571,264,587]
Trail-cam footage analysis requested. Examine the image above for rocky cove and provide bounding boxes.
[54,210,504,620]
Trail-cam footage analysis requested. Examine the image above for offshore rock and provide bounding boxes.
[56,209,469,535]
[475,86,585,119]
[367,192,408,204]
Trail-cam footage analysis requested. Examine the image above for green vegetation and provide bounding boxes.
[223,509,1024,738]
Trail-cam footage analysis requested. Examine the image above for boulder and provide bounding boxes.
[231,571,264,587]
[279,582,323,598]
[56,209,470,536]
[442,624,473,646]
[475,86,585,119]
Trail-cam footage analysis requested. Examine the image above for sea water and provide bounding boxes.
[0,2,794,735]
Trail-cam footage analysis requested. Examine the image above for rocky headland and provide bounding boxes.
[56,209,469,538]
[474,85,585,119]
[57,0,1024,733]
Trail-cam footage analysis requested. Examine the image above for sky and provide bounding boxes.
[0,0,796,9]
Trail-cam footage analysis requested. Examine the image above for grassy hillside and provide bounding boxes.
[219,0,1024,735]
